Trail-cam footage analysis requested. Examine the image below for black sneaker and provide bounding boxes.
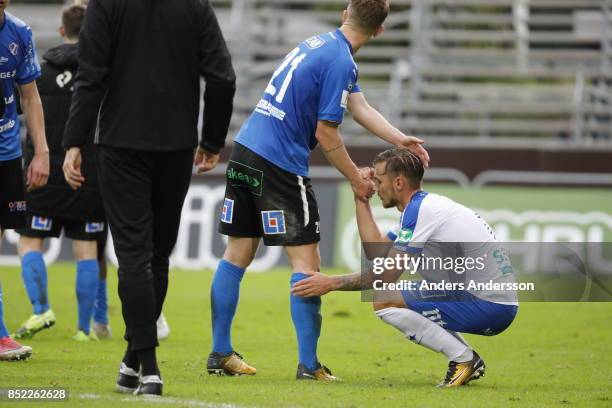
[296,363,340,381]
[207,351,256,376]
[134,375,163,397]
[115,362,139,394]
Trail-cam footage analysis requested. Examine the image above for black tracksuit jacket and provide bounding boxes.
[25,43,105,221]
[62,0,236,154]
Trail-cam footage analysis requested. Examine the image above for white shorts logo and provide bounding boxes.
[85,222,105,233]
[32,216,52,231]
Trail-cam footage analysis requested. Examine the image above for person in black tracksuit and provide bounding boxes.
[14,5,111,342]
[62,0,236,396]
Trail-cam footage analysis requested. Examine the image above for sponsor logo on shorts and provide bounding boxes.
[7,201,26,213]
[85,222,105,233]
[421,309,447,327]
[221,198,234,224]
[227,168,261,189]
[262,210,286,235]
[227,161,264,196]
[32,216,52,231]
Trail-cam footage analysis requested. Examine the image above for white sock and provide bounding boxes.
[119,362,139,377]
[447,330,471,348]
[376,307,472,362]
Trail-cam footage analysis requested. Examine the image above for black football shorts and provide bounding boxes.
[17,215,107,241]
[0,158,26,231]
[218,143,320,246]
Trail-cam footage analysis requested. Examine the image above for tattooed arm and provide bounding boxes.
[291,248,409,297]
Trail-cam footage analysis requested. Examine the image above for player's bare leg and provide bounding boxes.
[14,236,56,340]
[207,237,259,376]
[287,244,338,381]
[373,294,484,387]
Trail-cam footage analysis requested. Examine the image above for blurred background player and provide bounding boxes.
[0,0,49,361]
[62,0,236,397]
[292,148,518,387]
[0,72,30,361]
[12,4,109,342]
[210,0,429,380]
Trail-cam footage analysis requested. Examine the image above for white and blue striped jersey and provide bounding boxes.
[388,191,517,305]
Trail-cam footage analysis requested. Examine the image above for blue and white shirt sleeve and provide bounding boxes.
[387,224,400,242]
[317,59,359,124]
[16,25,42,85]
[393,193,438,254]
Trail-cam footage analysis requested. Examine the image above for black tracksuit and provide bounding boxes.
[62,0,236,355]
[24,43,104,222]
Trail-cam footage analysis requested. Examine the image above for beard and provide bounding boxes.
[380,195,397,209]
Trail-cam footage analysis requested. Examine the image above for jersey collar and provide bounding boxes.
[335,29,354,55]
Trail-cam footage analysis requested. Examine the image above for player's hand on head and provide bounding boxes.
[291,271,335,297]
[397,135,430,168]
[27,150,50,192]
[194,147,220,174]
[62,147,85,190]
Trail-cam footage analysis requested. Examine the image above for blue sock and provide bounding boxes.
[93,278,108,324]
[76,260,100,334]
[290,273,322,371]
[21,252,49,315]
[0,283,9,338]
[211,259,246,354]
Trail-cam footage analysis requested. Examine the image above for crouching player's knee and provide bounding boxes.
[372,300,407,313]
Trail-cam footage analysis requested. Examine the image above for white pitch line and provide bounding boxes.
[78,392,250,408]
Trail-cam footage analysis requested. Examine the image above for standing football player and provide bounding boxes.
[12,4,110,343]
[209,0,429,380]
[0,0,49,360]
[292,148,518,387]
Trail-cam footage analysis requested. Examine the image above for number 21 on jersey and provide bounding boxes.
[265,47,307,104]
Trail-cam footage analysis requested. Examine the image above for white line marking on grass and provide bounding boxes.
[78,393,249,408]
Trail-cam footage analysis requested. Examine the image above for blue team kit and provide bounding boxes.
[0,12,41,161]
[235,29,361,177]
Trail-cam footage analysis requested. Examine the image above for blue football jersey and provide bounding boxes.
[0,12,41,161]
[234,29,361,176]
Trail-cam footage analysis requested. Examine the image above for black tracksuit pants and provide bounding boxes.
[97,146,193,351]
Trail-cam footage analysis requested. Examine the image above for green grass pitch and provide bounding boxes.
[1,263,611,407]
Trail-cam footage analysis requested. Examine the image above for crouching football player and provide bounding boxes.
[292,148,518,387]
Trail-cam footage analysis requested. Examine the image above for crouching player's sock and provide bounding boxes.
[376,307,473,362]
[211,260,245,354]
[290,273,322,371]
[76,260,100,334]
[21,252,50,315]
[0,284,9,338]
[93,278,108,324]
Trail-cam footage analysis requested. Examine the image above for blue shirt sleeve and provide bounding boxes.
[317,59,358,124]
[393,192,429,254]
[15,26,42,85]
